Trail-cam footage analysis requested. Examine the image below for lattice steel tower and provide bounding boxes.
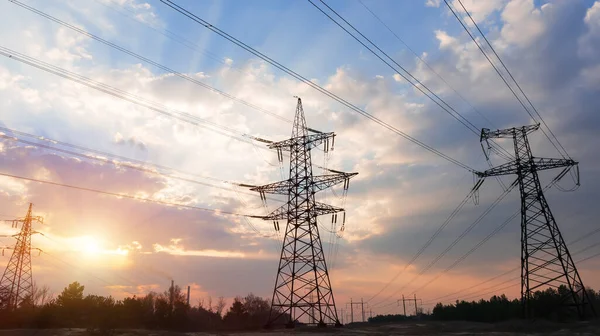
[477,125,593,319]
[0,203,43,310]
[250,98,357,327]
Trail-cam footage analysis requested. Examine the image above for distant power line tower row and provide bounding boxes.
[248,98,357,328]
[476,125,594,319]
[0,203,43,310]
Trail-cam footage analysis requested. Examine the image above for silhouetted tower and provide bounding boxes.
[476,124,594,319]
[250,98,357,327]
[0,203,43,310]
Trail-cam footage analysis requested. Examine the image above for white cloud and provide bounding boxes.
[452,0,507,24]
[579,1,600,59]
[426,0,441,7]
[500,0,549,47]
[435,30,459,50]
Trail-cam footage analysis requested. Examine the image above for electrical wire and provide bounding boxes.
[90,0,288,109]
[444,0,569,159]
[0,46,268,148]
[421,223,600,306]
[0,171,252,217]
[356,0,497,129]
[0,129,282,203]
[370,180,517,309]
[158,0,476,172]
[309,0,512,162]
[8,0,292,126]
[366,182,477,304]
[40,250,140,297]
[402,175,571,300]
[409,211,519,295]
[455,0,569,159]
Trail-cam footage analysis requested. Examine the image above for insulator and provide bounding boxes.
[343,212,346,224]
[331,214,335,224]
[273,221,277,231]
[334,214,337,223]
[331,135,335,150]
[276,221,280,231]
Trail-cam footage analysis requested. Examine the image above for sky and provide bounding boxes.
[1,0,600,318]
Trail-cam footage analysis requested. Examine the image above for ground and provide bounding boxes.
[1,321,600,336]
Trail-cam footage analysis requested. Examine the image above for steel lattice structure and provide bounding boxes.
[0,203,43,310]
[250,98,357,328]
[476,125,594,319]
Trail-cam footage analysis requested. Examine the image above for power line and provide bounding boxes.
[425,249,600,307]
[40,250,140,297]
[366,180,477,304]
[91,0,290,109]
[409,211,519,295]
[158,0,475,172]
[356,0,497,129]
[0,46,267,147]
[405,173,577,299]
[371,180,517,309]
[308,0,512,162]
[0,127,283,203]
[422,225,600,306]
[8,0,292,126]
[454,0,569,159]
[444,0,569,159]
[0,171,251,217]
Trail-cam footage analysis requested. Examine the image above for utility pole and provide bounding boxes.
[347,298,365,322]
[169,280,174,311]
[0,203,43,310]
[476,124,595,319]
[414,294,418,317]
[248,98,357,328]
[187,285,190,306]
[361,298,365,322]
[402,295,406,316]
[397,294,421,316]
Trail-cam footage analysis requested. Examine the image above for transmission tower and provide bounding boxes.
[0,203,43,310]
[476,124,594,319]
[249,97,357,328]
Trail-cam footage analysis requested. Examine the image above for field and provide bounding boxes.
[1,321,600,336]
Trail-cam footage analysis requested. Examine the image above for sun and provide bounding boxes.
[83,237,101,255]
[73,235,103,256]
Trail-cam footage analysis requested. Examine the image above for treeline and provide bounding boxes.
[432,286,600,322]
[0,281,287,331]
[369,286,600,324]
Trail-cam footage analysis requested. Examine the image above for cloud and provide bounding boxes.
[0,0,599,314]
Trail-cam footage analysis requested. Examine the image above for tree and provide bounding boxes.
[31,282,53,306]
[215,296,226,316]
[55,281,85,327]
[56,281,84,306]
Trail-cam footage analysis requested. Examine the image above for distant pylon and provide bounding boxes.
[249,98,357,327]
[0,203,43,310]
[476,125,594,319]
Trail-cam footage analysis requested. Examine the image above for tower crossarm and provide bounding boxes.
[268,132,335,152]
[312,172,358,191]
[250,179,292,195]
[476,158,577,178]
[250,172,358,195]
[251,202,345,221]
[481,124,540,141]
